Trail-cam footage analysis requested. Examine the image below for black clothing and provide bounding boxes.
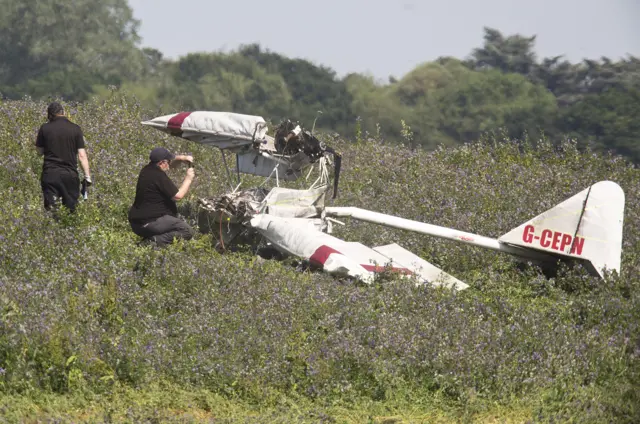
[35,116,85,174]
[41,168,81,212]
[130,214,194,247]
[35,116,85,212]
[128,163,180,225]
[128,164,194,246]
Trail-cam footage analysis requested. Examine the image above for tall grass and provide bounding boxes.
[1,93,639,422]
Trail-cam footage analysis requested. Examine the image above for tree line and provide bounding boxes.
[1,0,638,161]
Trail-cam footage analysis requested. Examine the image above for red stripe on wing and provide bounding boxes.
[309,245,413,275]
[309,245,342,267]
[360,264,413,275]
[167,112,192,135]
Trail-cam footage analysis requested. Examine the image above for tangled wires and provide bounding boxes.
[198,188,270,226]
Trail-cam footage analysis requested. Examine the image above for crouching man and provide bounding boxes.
[128,147,195,246]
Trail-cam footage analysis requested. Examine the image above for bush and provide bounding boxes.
[1,93,639,422]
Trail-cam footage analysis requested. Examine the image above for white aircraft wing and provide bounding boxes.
[141,111,337,183]
[141,111,269,152]
[249,214,467,290]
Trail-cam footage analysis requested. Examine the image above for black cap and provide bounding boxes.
[150,147,175,163]
[47,102,64,120]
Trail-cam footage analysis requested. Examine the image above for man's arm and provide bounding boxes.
[170,154,194,168]
[173,168,195,200]
[35,127,44,155]
[175,154,193,163]
[78,148,91,179]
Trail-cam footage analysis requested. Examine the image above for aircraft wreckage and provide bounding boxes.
[142,111,625,290]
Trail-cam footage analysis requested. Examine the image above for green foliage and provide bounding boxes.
[159,52,294,119]
[1,97,639,422]
[239,43,356,132]
[390,60,558,147]
[0,0,145,100]
[344,72,413,141]
[559,87,640,161]
[467,26,538,76]
[1,9,639,164]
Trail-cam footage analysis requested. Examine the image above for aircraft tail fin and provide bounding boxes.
[498,181,625,278]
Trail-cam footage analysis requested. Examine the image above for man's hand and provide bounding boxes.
[83,175,93,186]
[170,155,194,169]
[174,154,193,163]
[186,168,195,179]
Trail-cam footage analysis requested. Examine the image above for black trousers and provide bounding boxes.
[41,169,80,212]
[130,215,195,246]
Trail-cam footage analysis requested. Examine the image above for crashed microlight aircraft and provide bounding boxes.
[142,111,625,290]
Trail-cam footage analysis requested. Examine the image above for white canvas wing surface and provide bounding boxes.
[250,214,467,288]
[498,180,625,278]
[373,243,468,290]
[141,111,268,151]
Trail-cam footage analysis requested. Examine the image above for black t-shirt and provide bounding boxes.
[35,117,85,174]
[128,163,180,224]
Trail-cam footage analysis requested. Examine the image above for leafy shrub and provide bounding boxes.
[1,93,639,422]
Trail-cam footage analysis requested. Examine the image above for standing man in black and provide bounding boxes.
[35,102,92,213]
[128,147,196,246]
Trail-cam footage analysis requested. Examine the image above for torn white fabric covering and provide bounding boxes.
[372,243,468,290]
[249,214,462,286]
[266,205,320,219]
[261,135,278,152]
[261,186,327,210]
[250,214,375,282]
[250,215,329,257]
[322,254,375,283]
[248,215,333,262]
[340,241,400,269]
[141,111,268,141]
[181,111,267,140]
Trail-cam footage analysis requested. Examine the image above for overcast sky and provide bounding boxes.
[128,0,639,80]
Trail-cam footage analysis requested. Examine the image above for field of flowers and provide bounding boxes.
[1,93,639,423]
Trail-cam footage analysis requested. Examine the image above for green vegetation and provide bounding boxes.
[1,1,640,422]
[1,1,639,161]
[1,96,639,422]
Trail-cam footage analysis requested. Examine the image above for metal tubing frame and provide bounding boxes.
[324,206,559,263]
